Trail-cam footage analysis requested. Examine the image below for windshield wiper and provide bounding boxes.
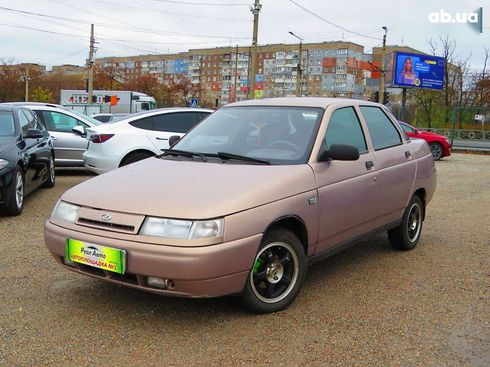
[213,151,271,165]
[160,149,207,162]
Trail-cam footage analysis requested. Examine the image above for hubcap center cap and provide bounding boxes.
[266,262,284,283]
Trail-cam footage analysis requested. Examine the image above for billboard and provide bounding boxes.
[386,51,445,90]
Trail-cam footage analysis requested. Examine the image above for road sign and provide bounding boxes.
[190,98,199,108]
[474,114,483,121]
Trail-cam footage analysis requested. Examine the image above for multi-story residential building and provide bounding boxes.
[94,42,424,106]
[51,64,85,76]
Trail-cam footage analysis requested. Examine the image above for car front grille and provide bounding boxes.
[77,217,135,232]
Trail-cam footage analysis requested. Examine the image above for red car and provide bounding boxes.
[399,121,451,160]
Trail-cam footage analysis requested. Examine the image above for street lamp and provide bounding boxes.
[289,31,303,97]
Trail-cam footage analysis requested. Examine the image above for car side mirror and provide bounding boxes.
[169,135,181,147]
[318,144,360,162]
[72,125,85,136]
[25,128,44,139]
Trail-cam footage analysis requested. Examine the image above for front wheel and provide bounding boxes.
[388,195,424,251]
[429,142,443,160]
[241,228,306,313]
[4,167,24,215]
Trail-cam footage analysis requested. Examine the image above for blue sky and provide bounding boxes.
[0,0,488,70]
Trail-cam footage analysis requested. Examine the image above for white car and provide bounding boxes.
[83,108,212,174]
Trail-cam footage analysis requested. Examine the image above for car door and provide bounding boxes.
[358,106,416,224]
[148,112,209,151]
[35,110,89,165]
[18,109,44,193]
[310,106,381,254]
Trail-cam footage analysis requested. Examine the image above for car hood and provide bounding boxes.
[62,157,316,219]
[0,136,16,156]
[418,131,446,139]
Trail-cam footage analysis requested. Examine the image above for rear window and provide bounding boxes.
[0,111,15,136]
[360,106,402,150]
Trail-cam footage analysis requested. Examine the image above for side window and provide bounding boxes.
[360,106,402,150]
[43,111,81,133]
[153,113,205,133]
[324,107,367,154]
[129,116,154,130]
[400,123,413,133]
[18,109,36,135]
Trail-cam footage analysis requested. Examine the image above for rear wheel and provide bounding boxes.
[388,195,424,251]
[4,167,24,215]
[41,156,55,188]
[120,151,154,166]
[241,228,306,313]
[429,142,443,160]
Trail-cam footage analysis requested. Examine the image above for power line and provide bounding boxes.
[142,0,248,6]
[288,0,380,41]
[45,48,87,64]
[0,21,88,40]
[84,0,249,21]
[0,5,251,40]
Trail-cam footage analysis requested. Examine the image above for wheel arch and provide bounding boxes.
[119,149,157,167]
[413,187,426,220]
[264,215,309,256]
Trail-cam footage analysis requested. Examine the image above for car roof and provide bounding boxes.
[116,107,214,122]
[3,102,64,108]
[0,105,14,112]
[226,97,381,109]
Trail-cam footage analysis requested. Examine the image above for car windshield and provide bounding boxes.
[173,106,324,165]
[69,110,102,125]
[0,111,15,136]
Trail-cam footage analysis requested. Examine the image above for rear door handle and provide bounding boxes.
[365,160,374,170]
[405,151,412,159]
[156,137,168,140]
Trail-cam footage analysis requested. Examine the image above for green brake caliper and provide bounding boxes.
[253,257,264,274]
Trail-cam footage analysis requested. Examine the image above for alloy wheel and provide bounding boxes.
[407,203,421,242]
[250,242,299,304]
[15,171,24,209]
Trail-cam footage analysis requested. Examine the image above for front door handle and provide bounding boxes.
[405,151,412,159]
[365,160,374,170]
[156,137,168,140]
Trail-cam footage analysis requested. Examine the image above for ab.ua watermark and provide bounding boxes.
[428,7,483,33]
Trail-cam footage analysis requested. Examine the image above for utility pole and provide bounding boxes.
[289,31,303,97]
[87,24,95,104]
[248,0,261,99]
[379,26,388,104]
[23,67,30,102]
[233,44,239,102]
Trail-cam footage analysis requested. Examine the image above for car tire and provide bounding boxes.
[41,156,55,188]
[388,195,424,251]
[120,151,154,166]
[241,228,306,313]
[429,142,443,160]
[4,167,25,215]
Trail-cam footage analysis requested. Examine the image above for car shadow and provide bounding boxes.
[63,232,396,320]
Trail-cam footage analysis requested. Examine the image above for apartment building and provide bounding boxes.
[95,42,421,105]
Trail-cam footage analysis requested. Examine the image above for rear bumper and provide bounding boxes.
[83,152,119,175]
[44,221,262,298]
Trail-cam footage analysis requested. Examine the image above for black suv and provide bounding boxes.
[0,104,55,215]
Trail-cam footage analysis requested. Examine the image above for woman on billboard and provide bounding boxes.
[398,57,416,85]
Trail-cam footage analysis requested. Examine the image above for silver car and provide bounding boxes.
[21,104,101,166]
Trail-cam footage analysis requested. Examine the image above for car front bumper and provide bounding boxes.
[44,221,262,298]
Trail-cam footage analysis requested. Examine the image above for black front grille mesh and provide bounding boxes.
[77,217,135,232]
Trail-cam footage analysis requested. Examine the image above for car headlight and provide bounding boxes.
[0,159,8,170]
[140,217,224,239]
[51,200,80,223]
